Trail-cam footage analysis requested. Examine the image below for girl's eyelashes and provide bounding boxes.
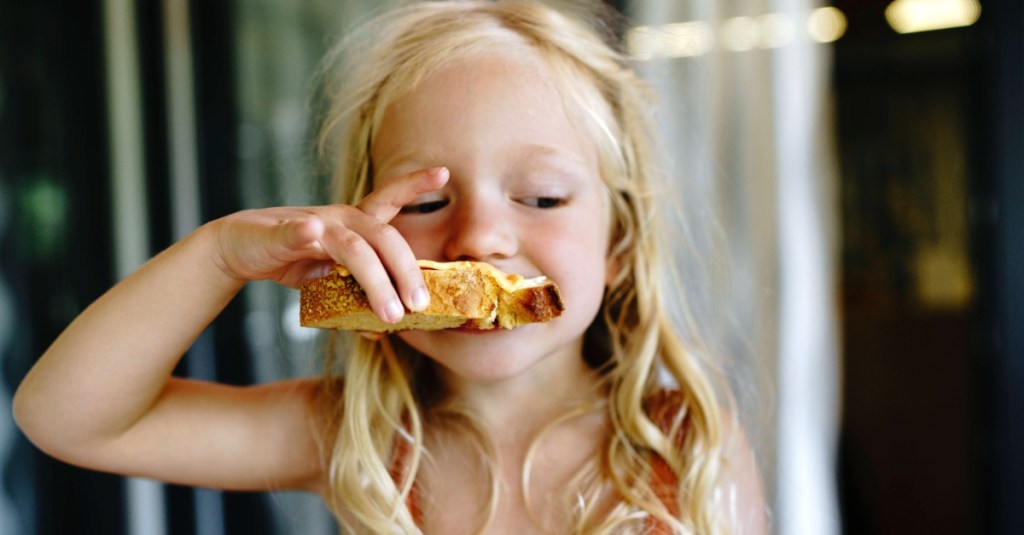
[520,196,567,209]
[399,199,449,214]
[397,194,568,214]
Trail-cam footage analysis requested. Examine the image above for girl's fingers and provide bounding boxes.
[218,167,449,322]
[318,209,428,322]
[318,228,401,323]
[319,166,447,321]
[357,166,449,222]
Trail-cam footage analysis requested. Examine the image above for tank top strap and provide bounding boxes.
[644,388,688,533]
[388,429,423,526]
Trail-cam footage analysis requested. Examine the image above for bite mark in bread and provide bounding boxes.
[299,260,564,332]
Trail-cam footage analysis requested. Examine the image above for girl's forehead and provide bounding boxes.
[370,52,602,175]
[393,50,561,112]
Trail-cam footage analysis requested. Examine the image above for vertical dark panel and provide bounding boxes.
[137,0,173,253]
[976,0,1024,533]
[0,0,123,533]
[191,0,240,222]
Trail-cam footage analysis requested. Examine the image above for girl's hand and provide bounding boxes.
[210,167,449,323]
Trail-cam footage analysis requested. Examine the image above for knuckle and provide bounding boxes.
[330,228,371,258]
[400,262,424,282]
[371,221,403,242]
[341,235,371,258]
[365,276,397,297]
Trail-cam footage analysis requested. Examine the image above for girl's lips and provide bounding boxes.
[451,324,502,334]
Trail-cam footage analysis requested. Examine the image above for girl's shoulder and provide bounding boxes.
[644,387,689,431]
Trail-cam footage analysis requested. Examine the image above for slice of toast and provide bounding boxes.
[299,260,564,332]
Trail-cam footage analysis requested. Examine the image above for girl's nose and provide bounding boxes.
[441,199,518,262]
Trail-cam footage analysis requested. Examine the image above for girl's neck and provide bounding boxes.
[436,348,605,436]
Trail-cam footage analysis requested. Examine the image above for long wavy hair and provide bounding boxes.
[312,1,731,532]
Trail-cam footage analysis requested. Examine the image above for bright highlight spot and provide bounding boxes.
[807,7,848,43]
[885,0,981,34]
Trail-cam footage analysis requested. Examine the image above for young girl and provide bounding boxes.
[14,1,767,533]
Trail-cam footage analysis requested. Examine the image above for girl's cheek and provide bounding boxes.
[397,221,441,257]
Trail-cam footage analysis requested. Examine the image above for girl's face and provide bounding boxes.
[372,51,613,386]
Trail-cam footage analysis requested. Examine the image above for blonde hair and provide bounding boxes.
[313,1,729,532]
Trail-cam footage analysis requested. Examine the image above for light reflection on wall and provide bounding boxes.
[625,21,714,60]
[626,7,848,61]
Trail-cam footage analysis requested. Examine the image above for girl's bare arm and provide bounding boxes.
[13,227,322,490]
[12,167,448,492]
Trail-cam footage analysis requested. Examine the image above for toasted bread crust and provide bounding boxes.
[299,261,564,332]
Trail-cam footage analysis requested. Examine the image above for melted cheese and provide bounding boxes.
[331,260,549,293]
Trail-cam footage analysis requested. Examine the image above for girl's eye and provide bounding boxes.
[400,199,449,214]
[523,197,566,209]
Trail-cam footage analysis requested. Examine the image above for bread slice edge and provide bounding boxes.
[299,261,564,332]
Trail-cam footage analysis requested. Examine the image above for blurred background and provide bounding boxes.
[0,0,1020,534]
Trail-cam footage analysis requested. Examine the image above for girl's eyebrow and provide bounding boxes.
[518,142,590,164]
[373,144,595,184]
[515,144,594,181]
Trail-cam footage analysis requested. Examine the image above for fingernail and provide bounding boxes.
[410,286,430,311]
[384,298,405,323]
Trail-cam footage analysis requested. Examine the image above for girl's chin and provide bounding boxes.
[406,352,516,384]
